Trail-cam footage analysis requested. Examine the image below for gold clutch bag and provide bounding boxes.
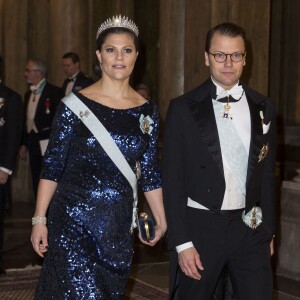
[138,212,155,241]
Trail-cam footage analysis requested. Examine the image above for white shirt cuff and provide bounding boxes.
[176,242,194,253]
[0,167,12,175]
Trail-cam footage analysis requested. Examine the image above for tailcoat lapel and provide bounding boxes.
[187,80,224,177]
[245,93,264,183]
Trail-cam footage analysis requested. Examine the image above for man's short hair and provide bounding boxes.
[27,58,47,76]
[205,22,246,52]
[62,52,80,64]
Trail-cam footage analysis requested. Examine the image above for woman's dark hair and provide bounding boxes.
[94,27,139,77]
[205,22,246,52]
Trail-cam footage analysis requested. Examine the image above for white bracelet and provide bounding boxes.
[32,216,47,225]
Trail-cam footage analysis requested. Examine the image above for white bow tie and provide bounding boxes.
[216,85,244,101]
[30,85,38,93]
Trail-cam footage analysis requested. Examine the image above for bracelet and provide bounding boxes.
[32,216,47,225]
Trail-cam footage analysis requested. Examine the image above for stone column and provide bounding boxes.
[48,0,91,86]
[270,0,300,125]
[158,0,185,119]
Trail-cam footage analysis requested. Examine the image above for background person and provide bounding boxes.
[62,52,94,96]
[19,58,64,198]
[0,55,23,275]
[135,83,151,100]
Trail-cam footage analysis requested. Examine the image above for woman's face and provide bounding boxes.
[96,33,138,81]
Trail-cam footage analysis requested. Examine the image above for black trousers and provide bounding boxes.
[178,208,273,300]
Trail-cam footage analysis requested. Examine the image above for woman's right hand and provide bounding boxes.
[31,224,49,257]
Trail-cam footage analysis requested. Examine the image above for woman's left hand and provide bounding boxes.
[138,225,166,247]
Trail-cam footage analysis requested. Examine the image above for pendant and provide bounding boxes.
[222,102,232,120]
[46,108,50,114]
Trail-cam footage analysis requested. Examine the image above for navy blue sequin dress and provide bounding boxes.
[35,92,161,299]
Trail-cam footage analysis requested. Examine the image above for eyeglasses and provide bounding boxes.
[208,52,245,63]
[25,68,41,73]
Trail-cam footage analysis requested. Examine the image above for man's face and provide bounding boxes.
[63,58,79,77]
[24,61,43,85]
[205,33,246,90]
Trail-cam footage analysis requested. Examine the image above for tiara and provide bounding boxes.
[96,15,139,39]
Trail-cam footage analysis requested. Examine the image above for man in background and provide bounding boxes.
[0,55,23,275]
[135,83,151,100]
[61,52,94,96]
[20,58,63,199]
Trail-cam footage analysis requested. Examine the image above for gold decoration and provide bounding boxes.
[258,143,269,162]
[222,98,232,120]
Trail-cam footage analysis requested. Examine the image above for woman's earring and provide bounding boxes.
[100,62,103,71]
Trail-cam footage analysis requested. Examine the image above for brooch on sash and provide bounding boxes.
[79,110,90,118]
[242,206,262,229]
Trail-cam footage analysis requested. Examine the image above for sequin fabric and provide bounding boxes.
[35,93,161,299]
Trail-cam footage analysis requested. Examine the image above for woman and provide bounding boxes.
[31,15,167,299]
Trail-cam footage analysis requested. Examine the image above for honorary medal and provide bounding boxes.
[258,143,269,162]
[242,206,262,229]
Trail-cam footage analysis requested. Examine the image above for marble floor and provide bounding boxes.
[1,201,299,299]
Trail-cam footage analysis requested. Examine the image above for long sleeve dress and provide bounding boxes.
[35,92,161,299]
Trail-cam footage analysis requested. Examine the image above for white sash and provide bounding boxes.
[212,100,248,196]
[62,93,138,232]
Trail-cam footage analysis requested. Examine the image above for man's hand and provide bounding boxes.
[19,145,27,160]
[178,247,204,280]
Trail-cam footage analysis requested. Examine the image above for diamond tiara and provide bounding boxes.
[96,15,139,39]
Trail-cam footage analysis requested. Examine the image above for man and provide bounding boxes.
[20,58,64,198]
[61,52,94,96]
[0,56,23,275]
[163,23,276,299]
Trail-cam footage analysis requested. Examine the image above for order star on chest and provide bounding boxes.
[139,114,154,134]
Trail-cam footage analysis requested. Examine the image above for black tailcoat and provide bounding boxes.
[0,83,23,171]
[61,71,94,95]
[0,83,23,260]
[162,78,276,298]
